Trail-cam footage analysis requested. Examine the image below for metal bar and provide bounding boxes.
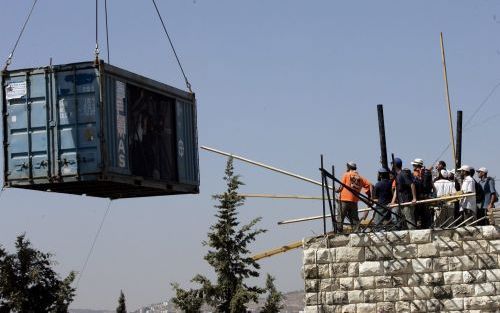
[454,215,474,229]
[26,72,33,182]
[252,240,303,261]
[239,194,323,200]
[1,71,8,187]
[456,110,463,170]
[377,104,388,170]
[321,155,326,235]
[440,32,457,167]
[332,165,338,233]
[201,146,332,189]
[464,216,487,227]
[329,165,336,231]
[435,215,453,229]
[444,215,463,229]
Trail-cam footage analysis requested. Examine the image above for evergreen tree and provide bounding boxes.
[260,274,283,313]
[116,290,127,313]
[0,234,76,312]
[172,157,266,313]
[171,283,203,313]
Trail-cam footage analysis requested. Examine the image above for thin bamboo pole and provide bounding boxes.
[277,193,474,225]
[201,146,333,189]
[440,32,457,167]
[240,194,323,200]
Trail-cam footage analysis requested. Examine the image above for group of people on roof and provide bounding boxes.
[336,158,498,231]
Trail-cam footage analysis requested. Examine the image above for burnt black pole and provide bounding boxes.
[377,104,389,170]
[455,110,463,170]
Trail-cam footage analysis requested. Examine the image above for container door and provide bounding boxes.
[54,68,100,177]
[4,73,50,181]
[176,99,199,185]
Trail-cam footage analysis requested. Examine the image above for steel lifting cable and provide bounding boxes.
[151,0,193,93]
[104,0,111,63]
[75,200,113,289]
[3,0,39,71]
[94,0,100,60]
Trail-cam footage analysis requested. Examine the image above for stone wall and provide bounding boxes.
[302,226,500,312]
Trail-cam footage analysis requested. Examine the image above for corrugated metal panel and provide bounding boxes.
[2,61,199,198]
[176,99,199,185]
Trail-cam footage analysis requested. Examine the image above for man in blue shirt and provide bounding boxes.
[373,168,393,227]
[477,167,498,225]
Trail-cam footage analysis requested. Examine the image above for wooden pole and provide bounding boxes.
[440,32,457,167]
[277,193,474,225]
[201,146,333,189]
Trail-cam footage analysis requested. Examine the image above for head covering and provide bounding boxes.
[478,167,488,173]
[347,161,357,169]
[440,169,449,179]
[411,158,424,166]
[458,165,471,172]
[392,157,403,168]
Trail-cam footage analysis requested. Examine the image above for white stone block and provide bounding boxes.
[489,239,500,253]
[412,258,433,273]
[384,288,398,302]
[412,286,433,300]
[304,306,319,313]
[353,276,374,290]
[349,233,370,247]
[365,245,393,261]
[363,289,383,303]
[399,287,413,300]
[432,257,449,272]
[395,301,410,313]
[416,243,437,258]
[356,303,377,313]
[462,240,489,254]
[475,282,496,296]
[385,230,409,244]
[316,248,333,264]
[334,246,364,262]
[377,302,395,313]
[464,295,500,310]
[383,259,412,275]
[440,298,464,311]
[451,284,474,297]
[443,271,463,284]
[347,262,359,276]
[303,249,316,265]
[358,261,384,276]
[485,269,500,282]
[448,255,477,271]
[482,225,500,239]
[347,290,363,304]
[339,277,353,290]
[463,270,486,284]
[410,229,431,243]
[393,244,417,259]
[410,299,427,312]
[340,304,356,313]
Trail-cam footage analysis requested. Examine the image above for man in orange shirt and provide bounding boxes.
[336,161,372,232]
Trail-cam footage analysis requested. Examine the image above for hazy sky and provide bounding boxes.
[1,0,500,310]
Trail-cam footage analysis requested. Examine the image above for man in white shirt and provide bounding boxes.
[458,165,476,221]
[433,170,456,226]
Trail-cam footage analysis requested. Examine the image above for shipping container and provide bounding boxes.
[1,61,199,199]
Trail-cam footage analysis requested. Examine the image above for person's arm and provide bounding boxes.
[411,183,417,203]
[336,174,346,193]
[488,179,497,209]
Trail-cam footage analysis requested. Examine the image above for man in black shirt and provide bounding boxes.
[373,168,393,227]
[390,157,417,230]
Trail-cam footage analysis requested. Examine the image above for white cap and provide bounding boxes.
[440,169,449,178]
[458,165,471,172]
[478,167,488,173]
[411,158,424,166]
[347,161,357,169]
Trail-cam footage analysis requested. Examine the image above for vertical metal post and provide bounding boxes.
[321,155,326,235]
[331,165,337,232]
[1,71,9,187]
[377,104,388,170]
[455,110,463,170]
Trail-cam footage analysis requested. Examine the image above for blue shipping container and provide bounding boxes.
[1,61,199,199]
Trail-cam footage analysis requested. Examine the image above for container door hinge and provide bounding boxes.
[49,120,56,127]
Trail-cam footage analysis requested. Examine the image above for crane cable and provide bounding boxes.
[3,0,39,71]
[75,200,113,289]
[104,0,111,63]
[433,81,500,163]
[151,0,193,93]
[94,0,100,61]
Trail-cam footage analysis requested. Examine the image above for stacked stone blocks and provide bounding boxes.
[303,226,500,312]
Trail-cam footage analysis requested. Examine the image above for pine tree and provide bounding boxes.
[171,283,203,313]
[260,274,284,313]
[116,290,127,313]
[0,234,76,312]
[172,157,266,313]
